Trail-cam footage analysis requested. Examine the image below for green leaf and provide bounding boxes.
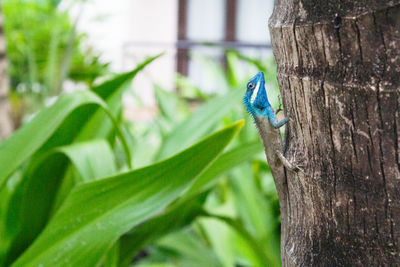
[77,53,163,142]
[118,142,262,265]
[154,84,184,124]
[156,88,242,160]
[200,214,274,267]
[58,140,117,183]
[197,217,236,266]
[117,142,262,265]
[229,166,280,266]
[0,90,123,190]
[102,242,120,267]
[49,140,119,218]
[12,121,244,267]
[156,230,223,267]
[118,193,208,267]
[92,53,162,100]
[184,142,264,198]
[0,89,131,265]
[0,140,118,266]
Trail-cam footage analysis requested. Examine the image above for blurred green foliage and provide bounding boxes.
[0,3,283,262]
[0,50,282,266]
[129,51,282,267]
[3,0,108,114]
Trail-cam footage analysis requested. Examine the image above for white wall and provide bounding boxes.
[67,0,178,107]
[65,0,274,111]
[236,0,274,44]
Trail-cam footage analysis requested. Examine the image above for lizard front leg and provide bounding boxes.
[264,106,289,129]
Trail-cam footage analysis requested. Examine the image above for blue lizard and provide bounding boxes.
[243,71,300,173]
[243,71,288,128]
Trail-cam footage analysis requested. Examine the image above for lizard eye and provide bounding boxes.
[248,83,255,90]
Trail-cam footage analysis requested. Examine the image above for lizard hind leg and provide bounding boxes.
[275,150,304,173]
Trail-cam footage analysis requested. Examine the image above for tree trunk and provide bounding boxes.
[0,3,12,140]
[269,0,400,265]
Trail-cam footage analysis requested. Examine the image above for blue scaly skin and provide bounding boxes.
[243,71,288,128]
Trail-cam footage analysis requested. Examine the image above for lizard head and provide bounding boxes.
[243,71,270,117]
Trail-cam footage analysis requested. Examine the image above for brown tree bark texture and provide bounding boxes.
[269,0,400,266]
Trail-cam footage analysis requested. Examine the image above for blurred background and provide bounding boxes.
[1,0,284,266]
[74,0,274,99]
[4,0,275,121]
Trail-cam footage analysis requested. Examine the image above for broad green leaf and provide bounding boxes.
[156,88,242,160]
[118,142,262,264]
[12,121,244,267]
[184,142,264,198]
[154,84,185,124]
[51,139,118,212]
[0,172,22,263]
[0,90,128,190]
[58,140,117,182]
[156,230,223,267]
[77,53,162,142]
[92,54,163,99]
[58,141,120,267]
[0,140,118,266]
[153,84,189,138]
[229,166,280,266]
[0,89,130,265]
[201,214,274,267]
[118,142,263,265]
[102,242,119,267]
[135,263,176,267]
[197,217,236,267]
[118,193,208,267]
[230,165,278,238]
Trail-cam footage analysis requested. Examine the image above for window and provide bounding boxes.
[177,0,273,92]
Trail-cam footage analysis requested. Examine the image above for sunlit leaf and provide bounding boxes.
[77,53,163,142]
[58,140,117,183]
[1,140,118,265]
[12,121,243,267]
[184,141,264,198]
[119,142,263,265]
[156,88,242,160]
[0,90,128,190]
[118,193,208,267]
[156,230,223,267]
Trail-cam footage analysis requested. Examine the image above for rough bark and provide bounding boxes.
[269,0,400,265]
[0,3,12,140]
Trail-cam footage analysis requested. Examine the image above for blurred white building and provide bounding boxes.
[71,0,274,112]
